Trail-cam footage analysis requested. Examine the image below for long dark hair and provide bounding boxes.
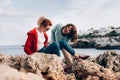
[62,24,77,42]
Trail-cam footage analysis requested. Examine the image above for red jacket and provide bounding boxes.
[24,28,48,55]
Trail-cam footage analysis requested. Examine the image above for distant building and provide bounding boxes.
[78,26,120,37]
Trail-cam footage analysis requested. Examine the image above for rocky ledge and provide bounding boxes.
[71,37,120,49]
[0,51,120,80]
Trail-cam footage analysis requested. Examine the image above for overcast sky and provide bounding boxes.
[0,0,120,45]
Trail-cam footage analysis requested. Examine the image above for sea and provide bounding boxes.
[0,45,120,57]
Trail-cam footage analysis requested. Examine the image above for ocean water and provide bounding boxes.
[0,45,120,57]
[0,45,25,55]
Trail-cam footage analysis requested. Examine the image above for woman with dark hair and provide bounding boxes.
[51,23,77,43]
[51,23,89,67]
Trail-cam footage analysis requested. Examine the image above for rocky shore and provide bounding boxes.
[0,51,120,80]
[71,37,120,49]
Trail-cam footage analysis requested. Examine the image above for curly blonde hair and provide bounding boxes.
[37,17,52,27]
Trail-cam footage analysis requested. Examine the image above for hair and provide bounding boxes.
[62,24,78,42]
[37,17,52,27]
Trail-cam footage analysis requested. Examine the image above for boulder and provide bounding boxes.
[72,59,116,80]
[0,53,76,80]
[96,51,120,72]
[0,64,45,80]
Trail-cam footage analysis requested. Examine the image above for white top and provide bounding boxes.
[35,28,45,51]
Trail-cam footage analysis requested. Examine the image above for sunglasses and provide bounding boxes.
[45,27,50,31]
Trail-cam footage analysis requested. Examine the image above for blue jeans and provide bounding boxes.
[38,40,75,56]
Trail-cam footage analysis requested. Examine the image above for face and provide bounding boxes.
[44,25,51,31]
[62,26,72,34]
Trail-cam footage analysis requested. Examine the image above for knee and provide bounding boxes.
[52,42,60,48]
[59,40,68,46]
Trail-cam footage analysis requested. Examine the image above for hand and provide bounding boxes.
[74,53,79,59]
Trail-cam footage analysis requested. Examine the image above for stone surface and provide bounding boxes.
[0,64,45,80]
[0,51,120,80]
[96,51,120,72]
[72,59,116,80]
[0,53,76,80]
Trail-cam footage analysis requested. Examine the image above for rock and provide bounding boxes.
[0,51,120,80]
[96,51,120,72]
[115,72,120,80]
[94,37,120,49]
[0,54,11,63]
[72,59,116,80]
[0,53,76,80]
[25,53,66,80]
[0,64,45,80]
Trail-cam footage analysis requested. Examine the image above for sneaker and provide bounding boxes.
[79,55,90,60]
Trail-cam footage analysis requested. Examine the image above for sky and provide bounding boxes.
[0,0,120,45]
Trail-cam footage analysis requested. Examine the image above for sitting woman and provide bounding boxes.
[51,23,90,66]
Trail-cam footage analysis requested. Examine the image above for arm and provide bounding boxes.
[51,24,62,42]
[44,32,48,47]
[24,35,33,55]
[51,27,56,42]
